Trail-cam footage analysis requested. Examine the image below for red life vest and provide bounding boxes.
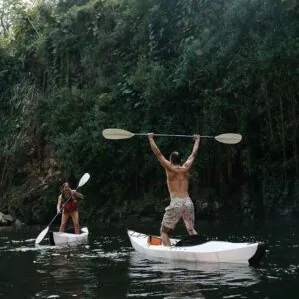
[62,191,78,213]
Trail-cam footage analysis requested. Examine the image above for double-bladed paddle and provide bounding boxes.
[102,128,242,144]
[35,172,90,245]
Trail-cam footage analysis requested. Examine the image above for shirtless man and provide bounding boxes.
[148,133,200,246]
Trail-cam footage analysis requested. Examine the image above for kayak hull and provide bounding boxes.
[128,230,266,266]
[49,227,89,246]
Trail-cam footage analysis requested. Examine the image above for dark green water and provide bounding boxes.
[0,218,299,298]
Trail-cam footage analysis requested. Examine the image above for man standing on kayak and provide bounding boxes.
[148,133,200,246]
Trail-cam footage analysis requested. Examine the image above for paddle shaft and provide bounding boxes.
[133,133,214,138]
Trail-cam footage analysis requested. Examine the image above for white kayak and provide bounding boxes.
[128,230,266,266]
[49,227,89,246]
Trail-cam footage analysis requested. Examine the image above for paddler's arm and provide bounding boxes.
[57,195,62,214]
[183,134,200,169]
[74,191,84,199]
[148,133,173,170]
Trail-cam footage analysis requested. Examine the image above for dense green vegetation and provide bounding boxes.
[0,0,298,225]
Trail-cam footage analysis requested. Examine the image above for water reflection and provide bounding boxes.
[128,251,261,298]
[31,237,132,298]
[33,245,99,298]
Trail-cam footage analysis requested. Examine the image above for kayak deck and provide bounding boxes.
[128,230,266,266]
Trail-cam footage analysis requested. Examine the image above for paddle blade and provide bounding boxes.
[102,128,134,140]
[35,226,49,245]
[78,173,90,188]
[215,133,242,144]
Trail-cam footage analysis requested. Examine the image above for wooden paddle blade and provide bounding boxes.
[35,226,49,245]
[215,133,242,144]
[102,128,134,139]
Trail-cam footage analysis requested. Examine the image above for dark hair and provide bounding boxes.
[169,151,181,165]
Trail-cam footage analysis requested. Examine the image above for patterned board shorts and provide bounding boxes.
[161,198,195,232]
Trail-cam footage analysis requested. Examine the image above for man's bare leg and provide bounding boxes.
[183,215,198,236]
[187,228,198,236]
[161,226,171,246]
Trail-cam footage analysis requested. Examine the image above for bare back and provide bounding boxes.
[165,167,190,199]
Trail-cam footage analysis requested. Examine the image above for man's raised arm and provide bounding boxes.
[183,135,200,169]
[148,133,172,169]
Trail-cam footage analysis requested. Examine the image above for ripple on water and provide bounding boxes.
[1,224,299,299]
[126,251,263,298]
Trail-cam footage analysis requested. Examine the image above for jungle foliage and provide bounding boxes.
[0,0,298,224]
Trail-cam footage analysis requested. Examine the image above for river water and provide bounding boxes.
[0,218,298,299]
